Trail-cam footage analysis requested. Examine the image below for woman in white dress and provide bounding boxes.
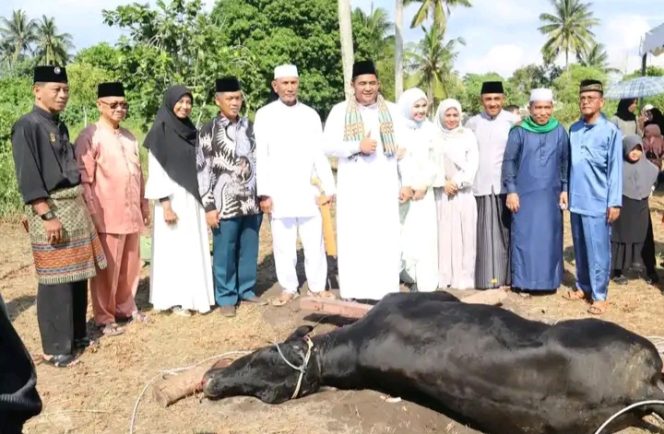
[144,85,214,315]
[433,99,479,289]
[397,88,439,292]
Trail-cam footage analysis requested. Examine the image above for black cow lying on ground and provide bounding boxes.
[203,292,664,434]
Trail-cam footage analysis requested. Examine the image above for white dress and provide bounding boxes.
[324,100,402,300]
[398,121,439,292]
[144,151,214,312]
[432,128,479,289]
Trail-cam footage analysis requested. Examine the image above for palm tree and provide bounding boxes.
[538,0,599,69]
[338,0,354,99]
[395,0,404,99]
[0,9,37,64]
[352,7,392,55]
[407,25,463,113]
[405,0,471,31]
[34,16,74,65]
[576,42,618,72]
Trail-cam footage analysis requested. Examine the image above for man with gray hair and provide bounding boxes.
[502,88,569,293]
[254,64,336,306]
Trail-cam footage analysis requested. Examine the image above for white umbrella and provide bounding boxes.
[604,76,664,99]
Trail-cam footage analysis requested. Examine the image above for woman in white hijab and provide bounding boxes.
[397,88,439,292]
[433,99,479,289]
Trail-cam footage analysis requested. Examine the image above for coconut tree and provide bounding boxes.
[0,9,37,64]
[34,16,74,65]
[352,7,392,55]
[538,0,599,69]
[407,25,463,114]
[338,0,354,99]
[405,0,471,31]
[576,42,618,73]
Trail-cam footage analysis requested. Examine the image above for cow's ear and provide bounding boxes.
[285,325,314,342]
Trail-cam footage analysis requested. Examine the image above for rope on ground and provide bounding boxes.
[593,400,664,434]
[128,350,251,434]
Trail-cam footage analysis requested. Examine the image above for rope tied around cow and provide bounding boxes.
[274,335,315,399]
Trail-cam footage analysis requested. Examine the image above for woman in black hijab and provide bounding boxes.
[610,98,639,136]
[143,85,214,316]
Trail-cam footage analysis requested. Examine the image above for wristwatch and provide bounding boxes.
[40,210,56,221]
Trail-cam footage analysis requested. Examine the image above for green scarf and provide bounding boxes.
[517,116,560,134]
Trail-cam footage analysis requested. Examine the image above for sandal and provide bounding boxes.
[43,354,79,368]
[562,289,587,302]
[588,301,608,315]
[271,291,299,307]
[307,290,336,300]
[99,323,125,337]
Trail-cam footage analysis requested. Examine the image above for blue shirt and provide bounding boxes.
[569,114,623,216]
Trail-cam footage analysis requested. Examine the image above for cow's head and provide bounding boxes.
[202,325,322,404]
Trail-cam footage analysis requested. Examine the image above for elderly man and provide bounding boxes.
[198,77,262,317]
[254,64,336,306]
[465,81,520,289]
[502,89,569,293]
[75,82,150,336]
[11,66,106,367]
[323,60,404,301]
[565,79,622,315]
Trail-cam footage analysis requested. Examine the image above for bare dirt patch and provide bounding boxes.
[3,195,664,434]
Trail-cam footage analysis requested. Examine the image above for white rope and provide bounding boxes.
[593,400,664,434]
[128,350,251,434]
[274,336,315,399]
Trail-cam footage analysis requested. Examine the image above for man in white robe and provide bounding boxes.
[323,60,404,301]
[255,64,336,306]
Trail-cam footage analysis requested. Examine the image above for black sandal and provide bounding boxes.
[74,337,95,349]
[43,354,78,367]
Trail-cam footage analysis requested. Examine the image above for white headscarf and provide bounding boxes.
[398,87,428,129]
[435,98,464,135]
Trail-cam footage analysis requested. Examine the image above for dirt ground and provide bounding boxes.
[3,194,664,434]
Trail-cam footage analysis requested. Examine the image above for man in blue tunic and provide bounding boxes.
[565,79,622,315]
[502,88,569,293]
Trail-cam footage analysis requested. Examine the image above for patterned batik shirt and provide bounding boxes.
[197,114,260,219]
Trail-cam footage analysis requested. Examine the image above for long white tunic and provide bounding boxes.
[144,152,214,312]
[323,100,402,300]
[398,121,439,292]
[254,99,335,217]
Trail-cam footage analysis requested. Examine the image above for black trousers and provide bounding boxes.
[642,215,656,275]
[36,280,88,355]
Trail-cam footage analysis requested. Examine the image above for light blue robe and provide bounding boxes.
[569,115,622,301]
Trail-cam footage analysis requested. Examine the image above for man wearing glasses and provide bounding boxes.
[565,79,622,315]
[75,82,150,336]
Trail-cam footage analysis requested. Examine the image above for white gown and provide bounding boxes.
[398,121,439,292]
[144,151,214,312]
[324,100,402,300]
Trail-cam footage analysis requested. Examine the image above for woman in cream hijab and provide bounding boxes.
[433,99,479,289]
[396,88,439,292]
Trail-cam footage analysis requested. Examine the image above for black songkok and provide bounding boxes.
[352,60,377,79]
[480,81,504,94]
[579,79,603,94]
[97,82,125,98]
[33,66,68,84]
[215,77,241,92]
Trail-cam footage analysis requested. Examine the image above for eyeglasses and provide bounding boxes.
[100,101,129,110]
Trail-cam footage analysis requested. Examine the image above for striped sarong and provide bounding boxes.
[474,194,511,289]
[26,186,107,284]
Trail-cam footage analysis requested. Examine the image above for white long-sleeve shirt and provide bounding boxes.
[254,99,335,218]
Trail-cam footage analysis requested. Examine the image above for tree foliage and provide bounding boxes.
[33,15,74,66]
[405,0,472,31]
[538,0,599,68]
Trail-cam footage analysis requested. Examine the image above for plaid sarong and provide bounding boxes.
[26,186,107,284]
[343,94,397,158]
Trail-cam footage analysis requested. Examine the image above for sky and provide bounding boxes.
[1,0,663,78]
